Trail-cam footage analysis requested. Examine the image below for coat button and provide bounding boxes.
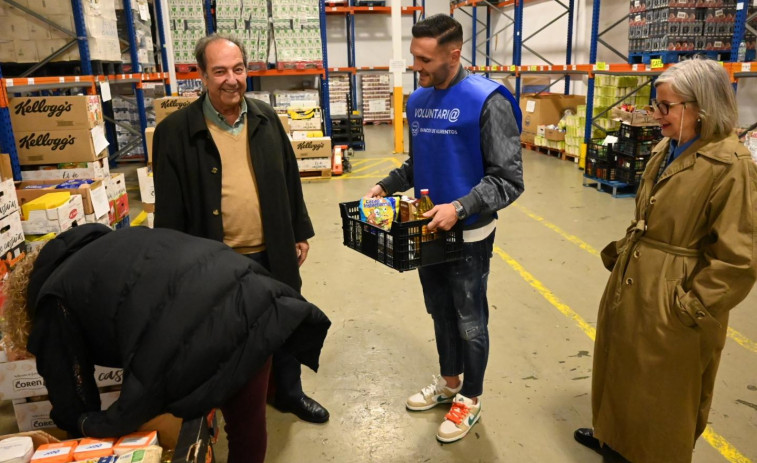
[633,249,640,258]
[695,310,706,319]
[213,209,220,216]
[625,278,633,285]
[650,196,657,204]
[211,167,218,174]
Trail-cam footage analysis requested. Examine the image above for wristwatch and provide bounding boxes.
[452,200,467,220]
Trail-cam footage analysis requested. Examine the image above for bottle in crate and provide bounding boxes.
[415,189,436,242]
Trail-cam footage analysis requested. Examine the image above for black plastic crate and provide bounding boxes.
[340,200,463,272]
[587,142,613,161]
[585,157,617,181]
[619,123,661,141]
[616,152,649,171]
[616,138,659,156]
[616,167,644,185]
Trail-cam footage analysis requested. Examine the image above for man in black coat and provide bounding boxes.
[152,33,329,425]
[8,224,330,463]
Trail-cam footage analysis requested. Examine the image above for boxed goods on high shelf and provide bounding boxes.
[216,0,270,70]
[116,0,155,71]
[167,0,206,66]
[361,73,392,123]
[271,0,323,69]
[628,1,755,62]
[0,0,122,63]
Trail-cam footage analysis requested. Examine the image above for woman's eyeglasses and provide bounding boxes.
[644,99,696,116]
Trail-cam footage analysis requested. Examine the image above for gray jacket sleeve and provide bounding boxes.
[458,92,524,218]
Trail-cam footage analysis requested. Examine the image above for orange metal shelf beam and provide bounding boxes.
[326,6,422,14]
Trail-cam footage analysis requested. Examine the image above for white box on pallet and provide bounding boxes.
[13,391,120,432]
[0,359,123,401]
[20,159,110,181]
[0,178,20,219]
[137,166,154,204]
[20,194,85,236]
[297,157,331,170]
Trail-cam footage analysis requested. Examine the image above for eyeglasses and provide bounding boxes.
[645,99,696,116]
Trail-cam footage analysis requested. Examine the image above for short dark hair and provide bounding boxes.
[194,34,248,72]
[411,14,463,47]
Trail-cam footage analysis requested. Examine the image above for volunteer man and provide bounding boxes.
[367,14,523,443]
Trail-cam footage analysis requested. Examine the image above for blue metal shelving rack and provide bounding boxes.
[320,0,332,136]
[0,66,22,180]
[450,0,576,100]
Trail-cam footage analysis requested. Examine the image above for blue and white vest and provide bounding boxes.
[407,74,521,225]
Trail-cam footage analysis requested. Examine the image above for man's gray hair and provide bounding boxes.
[655,57,737,140]
[194,34,248,73]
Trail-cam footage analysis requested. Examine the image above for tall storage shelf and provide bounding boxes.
[0,0,174,171]
[451,0,757,157]
[324,0,424,147]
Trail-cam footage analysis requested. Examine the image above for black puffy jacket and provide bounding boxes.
[26,224,330,437]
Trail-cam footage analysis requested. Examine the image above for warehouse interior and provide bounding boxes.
[0,0,756,462]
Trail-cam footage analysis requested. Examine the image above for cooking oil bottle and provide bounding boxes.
[415,189,436,242]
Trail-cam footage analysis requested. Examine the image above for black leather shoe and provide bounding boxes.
[574,428,601,451]
[274,395,329,423]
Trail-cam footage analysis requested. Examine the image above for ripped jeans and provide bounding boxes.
[417,231,494,398]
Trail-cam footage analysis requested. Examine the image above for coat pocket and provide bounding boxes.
[673,285,721,331]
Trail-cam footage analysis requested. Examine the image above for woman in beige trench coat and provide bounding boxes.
[574,58,757,463]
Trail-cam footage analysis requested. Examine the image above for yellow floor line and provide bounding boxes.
[512,202,757,354]
[512,203,600,257]
[493,245,752,463]
[493,246,596,342]
[702,428,754,463]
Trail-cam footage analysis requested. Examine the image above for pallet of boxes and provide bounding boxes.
[136,95,199,228]
[274,90,333,179]
[8,96,131,251]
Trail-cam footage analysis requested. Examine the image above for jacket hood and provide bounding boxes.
[27,224,112,315]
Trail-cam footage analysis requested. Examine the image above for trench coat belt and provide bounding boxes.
[638,236,701,257]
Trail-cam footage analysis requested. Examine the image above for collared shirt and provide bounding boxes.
[657,135,700,181]
[202,94,247,135]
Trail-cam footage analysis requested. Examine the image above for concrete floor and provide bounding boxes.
[2,125,756,462]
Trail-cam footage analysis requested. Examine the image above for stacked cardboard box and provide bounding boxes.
[8,96,109,166]
[271,0,323,67]
[361,73,392,123]
[0,0,121,63]
[0,155,26,284]
[216,0,270,70]
[328,74,351,117]
[0,358,123,432]
[116,0,155,71]
[167,0,206,65]
[519,93,586,146]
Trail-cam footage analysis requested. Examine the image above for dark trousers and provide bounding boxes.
[417,231,494,398]
[246,251,304,403]
[220,356,272,463]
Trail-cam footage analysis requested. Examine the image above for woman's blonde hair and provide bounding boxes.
[655,57,738,141]
[1,248,41,354]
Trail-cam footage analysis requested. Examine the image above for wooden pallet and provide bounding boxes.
[521,142,575,161]
[582,175,636,198]
[299,168,332,180]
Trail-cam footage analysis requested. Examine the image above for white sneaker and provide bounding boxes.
[436,394,481,443]
[406,375,462,411]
